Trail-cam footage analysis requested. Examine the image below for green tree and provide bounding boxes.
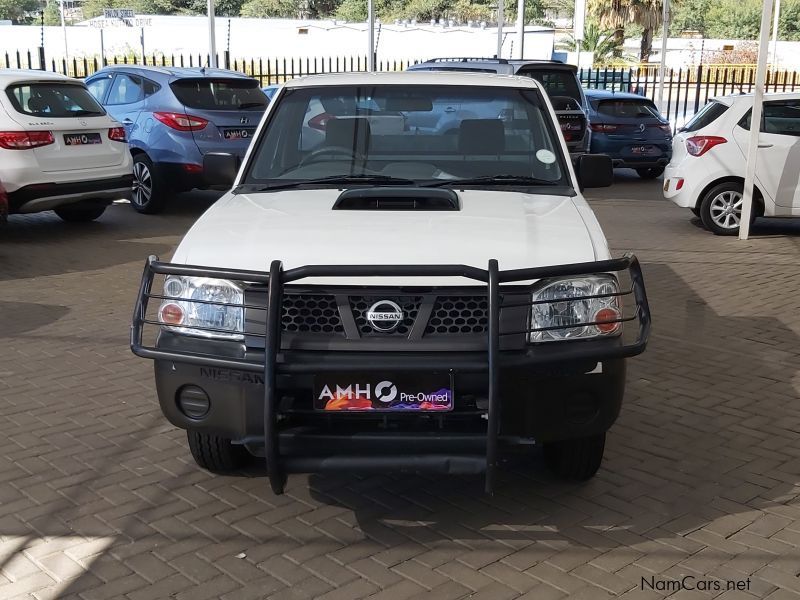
[0,0,38,23]
[704,0,760,40]
[778,0,800,41]
[668,0,710,36]
[43,0,62,25]
[240,0,300,18]
[186,0,245,16]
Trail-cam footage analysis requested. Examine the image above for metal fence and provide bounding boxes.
[0,50,416,84]
[579,65,800,131]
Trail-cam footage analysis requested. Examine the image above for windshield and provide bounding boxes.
[170,78,268,110]
[593,99,661,119]
[5,83,106,118]
[516,69,582,104]
[243,85,568,188]
[682,100,728,132]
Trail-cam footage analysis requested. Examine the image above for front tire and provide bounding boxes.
[543,433,606,481]
[131,154,167,214]
[699,181,754,236]
[54,205,106,222]
[187,430,249,473]
[636,167,664,179]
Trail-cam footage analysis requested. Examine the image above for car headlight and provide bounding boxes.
[529,275,621,342]
[158,276,244,340]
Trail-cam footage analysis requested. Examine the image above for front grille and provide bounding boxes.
[282,294,344,334]
[426,296,489,335]
[350,296,422,336]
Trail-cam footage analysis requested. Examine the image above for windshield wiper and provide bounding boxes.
[426,175,558,187]
[242,174,417,192]
[70,110,103,116]
[239,102,267,109]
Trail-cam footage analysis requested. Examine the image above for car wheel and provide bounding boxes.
[635,167,664,179]
[543,433,605,481]
[699,182,753,236]
[54,205,106,222]
[131,154,167,214]
[690,207,700,217]
[187,430,249,473]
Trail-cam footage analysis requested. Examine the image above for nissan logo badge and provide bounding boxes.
[366,300,403,333]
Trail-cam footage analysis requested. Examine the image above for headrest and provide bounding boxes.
[325,117,371,152]
[458,119,505,155]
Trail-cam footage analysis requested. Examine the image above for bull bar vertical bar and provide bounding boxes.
[485,259,500,494]
[264,260,286,494]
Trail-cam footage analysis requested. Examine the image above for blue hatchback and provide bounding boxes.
[86,66,268,213]
[585,89,672,179]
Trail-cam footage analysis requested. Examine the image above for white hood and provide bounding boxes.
[173,188,609,286]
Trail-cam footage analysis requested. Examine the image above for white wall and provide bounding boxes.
[0,17,555,64]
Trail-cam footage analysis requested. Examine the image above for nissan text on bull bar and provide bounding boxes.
[130,72,651,494]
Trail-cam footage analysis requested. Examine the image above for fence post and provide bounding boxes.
[692,65,702,114]
[38,47,46,71]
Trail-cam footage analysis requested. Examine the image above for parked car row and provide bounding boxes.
[0,66,269,222]
[0,70,133,222]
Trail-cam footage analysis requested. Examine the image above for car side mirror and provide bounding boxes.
[576,154,613,189]
[203,153,239,187]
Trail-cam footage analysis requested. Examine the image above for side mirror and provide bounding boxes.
[203,153,238,188]
[576,153,613,189]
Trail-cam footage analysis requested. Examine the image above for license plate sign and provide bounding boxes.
[313,372,453,412]
[631,145,656,155]
[223,128,255,140]
[64,132,101,146]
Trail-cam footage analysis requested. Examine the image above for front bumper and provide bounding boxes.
[131,256,651,493]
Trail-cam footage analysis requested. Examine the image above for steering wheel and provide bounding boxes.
[300,145,365,166]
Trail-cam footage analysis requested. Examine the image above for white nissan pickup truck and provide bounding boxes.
[131,72,650,494]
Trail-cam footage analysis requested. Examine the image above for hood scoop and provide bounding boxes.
[333,187,461,211]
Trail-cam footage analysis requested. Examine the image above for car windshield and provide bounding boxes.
[593,99,661,119]
[170,78,268,110]
[517,69,582,103]
[244,84,568,188]
[5,82,106,118]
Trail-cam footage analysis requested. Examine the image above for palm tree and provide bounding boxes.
[589,0,668,62]
[631,0,663,62]
[557,22,627,64]
[588,0,632,57]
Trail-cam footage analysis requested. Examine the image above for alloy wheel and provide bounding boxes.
[708,190,743,230]
[132,162,153,207]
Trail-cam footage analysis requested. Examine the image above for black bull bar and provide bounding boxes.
[131,255,651,494]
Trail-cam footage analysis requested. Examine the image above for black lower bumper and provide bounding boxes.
[132,255,650,494]
[8,175,133,213]
[154,353,625,445]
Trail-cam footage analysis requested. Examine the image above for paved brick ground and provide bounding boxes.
[2,172,800,599]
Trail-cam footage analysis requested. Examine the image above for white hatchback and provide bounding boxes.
[0,69,133,222]
[663,92,800,235]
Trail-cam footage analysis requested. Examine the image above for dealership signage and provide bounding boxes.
[90,8,152,27]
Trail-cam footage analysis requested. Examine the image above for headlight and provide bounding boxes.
[158,276,244,340]
[529,275,621,342]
